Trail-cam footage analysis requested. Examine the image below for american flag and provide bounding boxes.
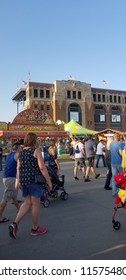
[102,80,109,85]
[22,80,27,85]
[68,75,75,80]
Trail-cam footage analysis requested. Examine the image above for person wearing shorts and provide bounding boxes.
[9,132,52,239]
[84,136,100,182]
[0,142,21,223]
[73,138,86,180]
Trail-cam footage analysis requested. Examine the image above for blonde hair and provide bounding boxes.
[48,145,55,156]
[114,133,120,141]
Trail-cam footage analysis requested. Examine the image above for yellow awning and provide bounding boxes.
[64,120,97,135]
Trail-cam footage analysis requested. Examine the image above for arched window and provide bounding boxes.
[110,107,122,130]
[94,106,106,131]
[68,103,82,125]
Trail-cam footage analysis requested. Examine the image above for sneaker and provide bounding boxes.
[74,177,79,180]
[85,178,91,182]
[9,222,18,239]
[31,226,47,236]
[104,186,112,190]
[83,175,89,179]
[95,174,100,179]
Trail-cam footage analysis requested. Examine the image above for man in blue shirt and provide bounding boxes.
[110,134,124,196]
[0,142,21,223]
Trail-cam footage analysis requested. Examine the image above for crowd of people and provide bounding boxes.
[0,132,126,239]
[70,133,126,197]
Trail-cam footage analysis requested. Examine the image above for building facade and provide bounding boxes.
[12,80,126,132]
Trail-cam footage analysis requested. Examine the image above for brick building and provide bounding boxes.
[12,80,126,132]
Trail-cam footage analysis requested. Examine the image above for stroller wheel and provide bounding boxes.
[51,191,58,198]
[60,192,68,200]
[113,221,121,230]
[43,199,50,208]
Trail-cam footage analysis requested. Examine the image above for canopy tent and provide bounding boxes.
[64,119,97,135]
[94,128,125,136]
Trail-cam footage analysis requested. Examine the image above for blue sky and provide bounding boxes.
[1,0,126,122]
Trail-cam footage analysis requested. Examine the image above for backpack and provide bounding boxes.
[75,144,80,154]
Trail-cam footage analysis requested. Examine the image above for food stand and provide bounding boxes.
[0,109,68,152]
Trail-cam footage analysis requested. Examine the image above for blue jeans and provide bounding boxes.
[96,154,106,167]
[111,165,123,196]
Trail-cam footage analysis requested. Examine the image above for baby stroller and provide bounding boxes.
[112,170,126,230]
[41,165,68,208]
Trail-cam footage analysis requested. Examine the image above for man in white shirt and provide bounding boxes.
[96,139,106,168]
[73,138,86,180]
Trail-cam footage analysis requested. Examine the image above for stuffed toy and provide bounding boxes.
[114,171,126,188]
[118,189,126,204]
[114,171,126,207]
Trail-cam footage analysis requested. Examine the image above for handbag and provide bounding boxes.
[35,174,46,184]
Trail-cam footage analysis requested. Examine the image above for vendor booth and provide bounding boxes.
[94,128,125,136]
[0,109,68,152]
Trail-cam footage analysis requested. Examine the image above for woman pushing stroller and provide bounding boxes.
[48,142,60,174]
[41,141,67,201]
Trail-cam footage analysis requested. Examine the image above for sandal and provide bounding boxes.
[0,217,10,223]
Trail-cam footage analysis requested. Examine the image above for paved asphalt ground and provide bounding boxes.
[0,160,126,260]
